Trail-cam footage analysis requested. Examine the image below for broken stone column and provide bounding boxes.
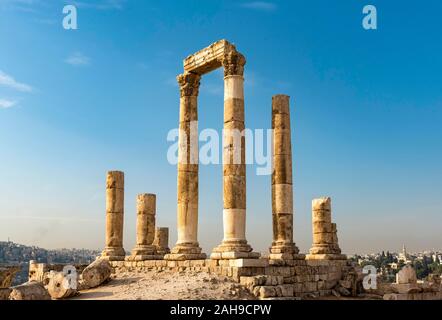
[80,259,112,289]
[211,50,259,260]
[166,72,206,261]
[129,194,157,260]
[269,95,303,263]
[396,265,417,284]
[153,227,170,255]
[9,281,51,300]
[306,197,346,260]
[47,271,78,299]
[101,171,126,260]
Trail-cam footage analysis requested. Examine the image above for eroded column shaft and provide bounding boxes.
[270,95,300,258]
[308,197,343,258]
[102,171,125,259]
[131,194,156,256]
[153,227,170,254]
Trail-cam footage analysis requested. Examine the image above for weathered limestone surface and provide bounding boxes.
[269,95,302,263]
[47,271,78,299]
[153,227,170,255]
[396,264,417,284]
[211,43,257,259]
[166,71,206,261]
[81,259,112,289]
[130,194,157,259]
[307,197,346,260]
[108,258,351,299]
[9,281,51,300]
[29,261,88,285]
[184,39,237,75]
[101,171,126,260]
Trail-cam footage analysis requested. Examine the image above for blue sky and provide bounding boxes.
[0,0,441,254]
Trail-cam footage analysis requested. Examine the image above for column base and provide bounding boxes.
[305,253,347,260]
[164,253,207,261]
[211,240,260,260]
[125,255,164,261]
[269,242,300,254]
[309,244,342,255]
[269,253,306,260]
[131,245,156,256]
[165,242,206,260]
[155,248,171,255]
[268,243,304,263]
[101,247,126,261]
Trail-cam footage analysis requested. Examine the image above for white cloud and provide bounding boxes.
[65,52,90,66]
[0,99,18,109]
[0,70,33,92]
[240,1,277,11]
[71,0,126,10]
[1,0,125,11]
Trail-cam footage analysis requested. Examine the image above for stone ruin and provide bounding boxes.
[2,40,440,300]
[95,40,361,299]
[382,265,441,300]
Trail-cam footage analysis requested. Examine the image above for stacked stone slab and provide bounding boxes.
[101,171,126,260]
[108,258,351,299]
[128,194,163,261]
[153,227,170,255]
[306,197,346,260]
[269,95,304,264]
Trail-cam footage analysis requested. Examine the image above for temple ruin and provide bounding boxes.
[1,40,440,301]
[94,40,358,299]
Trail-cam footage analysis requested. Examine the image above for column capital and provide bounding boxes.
[177,72,201,97]
[222,51,246,77]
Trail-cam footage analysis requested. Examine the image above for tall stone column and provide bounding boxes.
[129,194,157,260]
[269,95,303,263]
[101,171,125,260]
[211,51,259,260]
[306,197,346,260]
[166,72,206,260]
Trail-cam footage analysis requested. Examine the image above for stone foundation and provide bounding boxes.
[109,258,350,299]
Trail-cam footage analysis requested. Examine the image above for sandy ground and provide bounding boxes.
[74,270,256,300]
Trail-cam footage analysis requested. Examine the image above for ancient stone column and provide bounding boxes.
[269,95,303,262]
[101,171,125,260]
[166,72,206,260]
[129,194,156,259]
[306,197,346,260]
[153,227,170,255]
[211,51,258,260]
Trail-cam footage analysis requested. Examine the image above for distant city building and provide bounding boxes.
[389,262,399,270]
[398,244,412,264]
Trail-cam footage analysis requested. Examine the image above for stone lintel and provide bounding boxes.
[183,39,238,75]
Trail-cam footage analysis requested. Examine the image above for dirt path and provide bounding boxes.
[74,270,256,300]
